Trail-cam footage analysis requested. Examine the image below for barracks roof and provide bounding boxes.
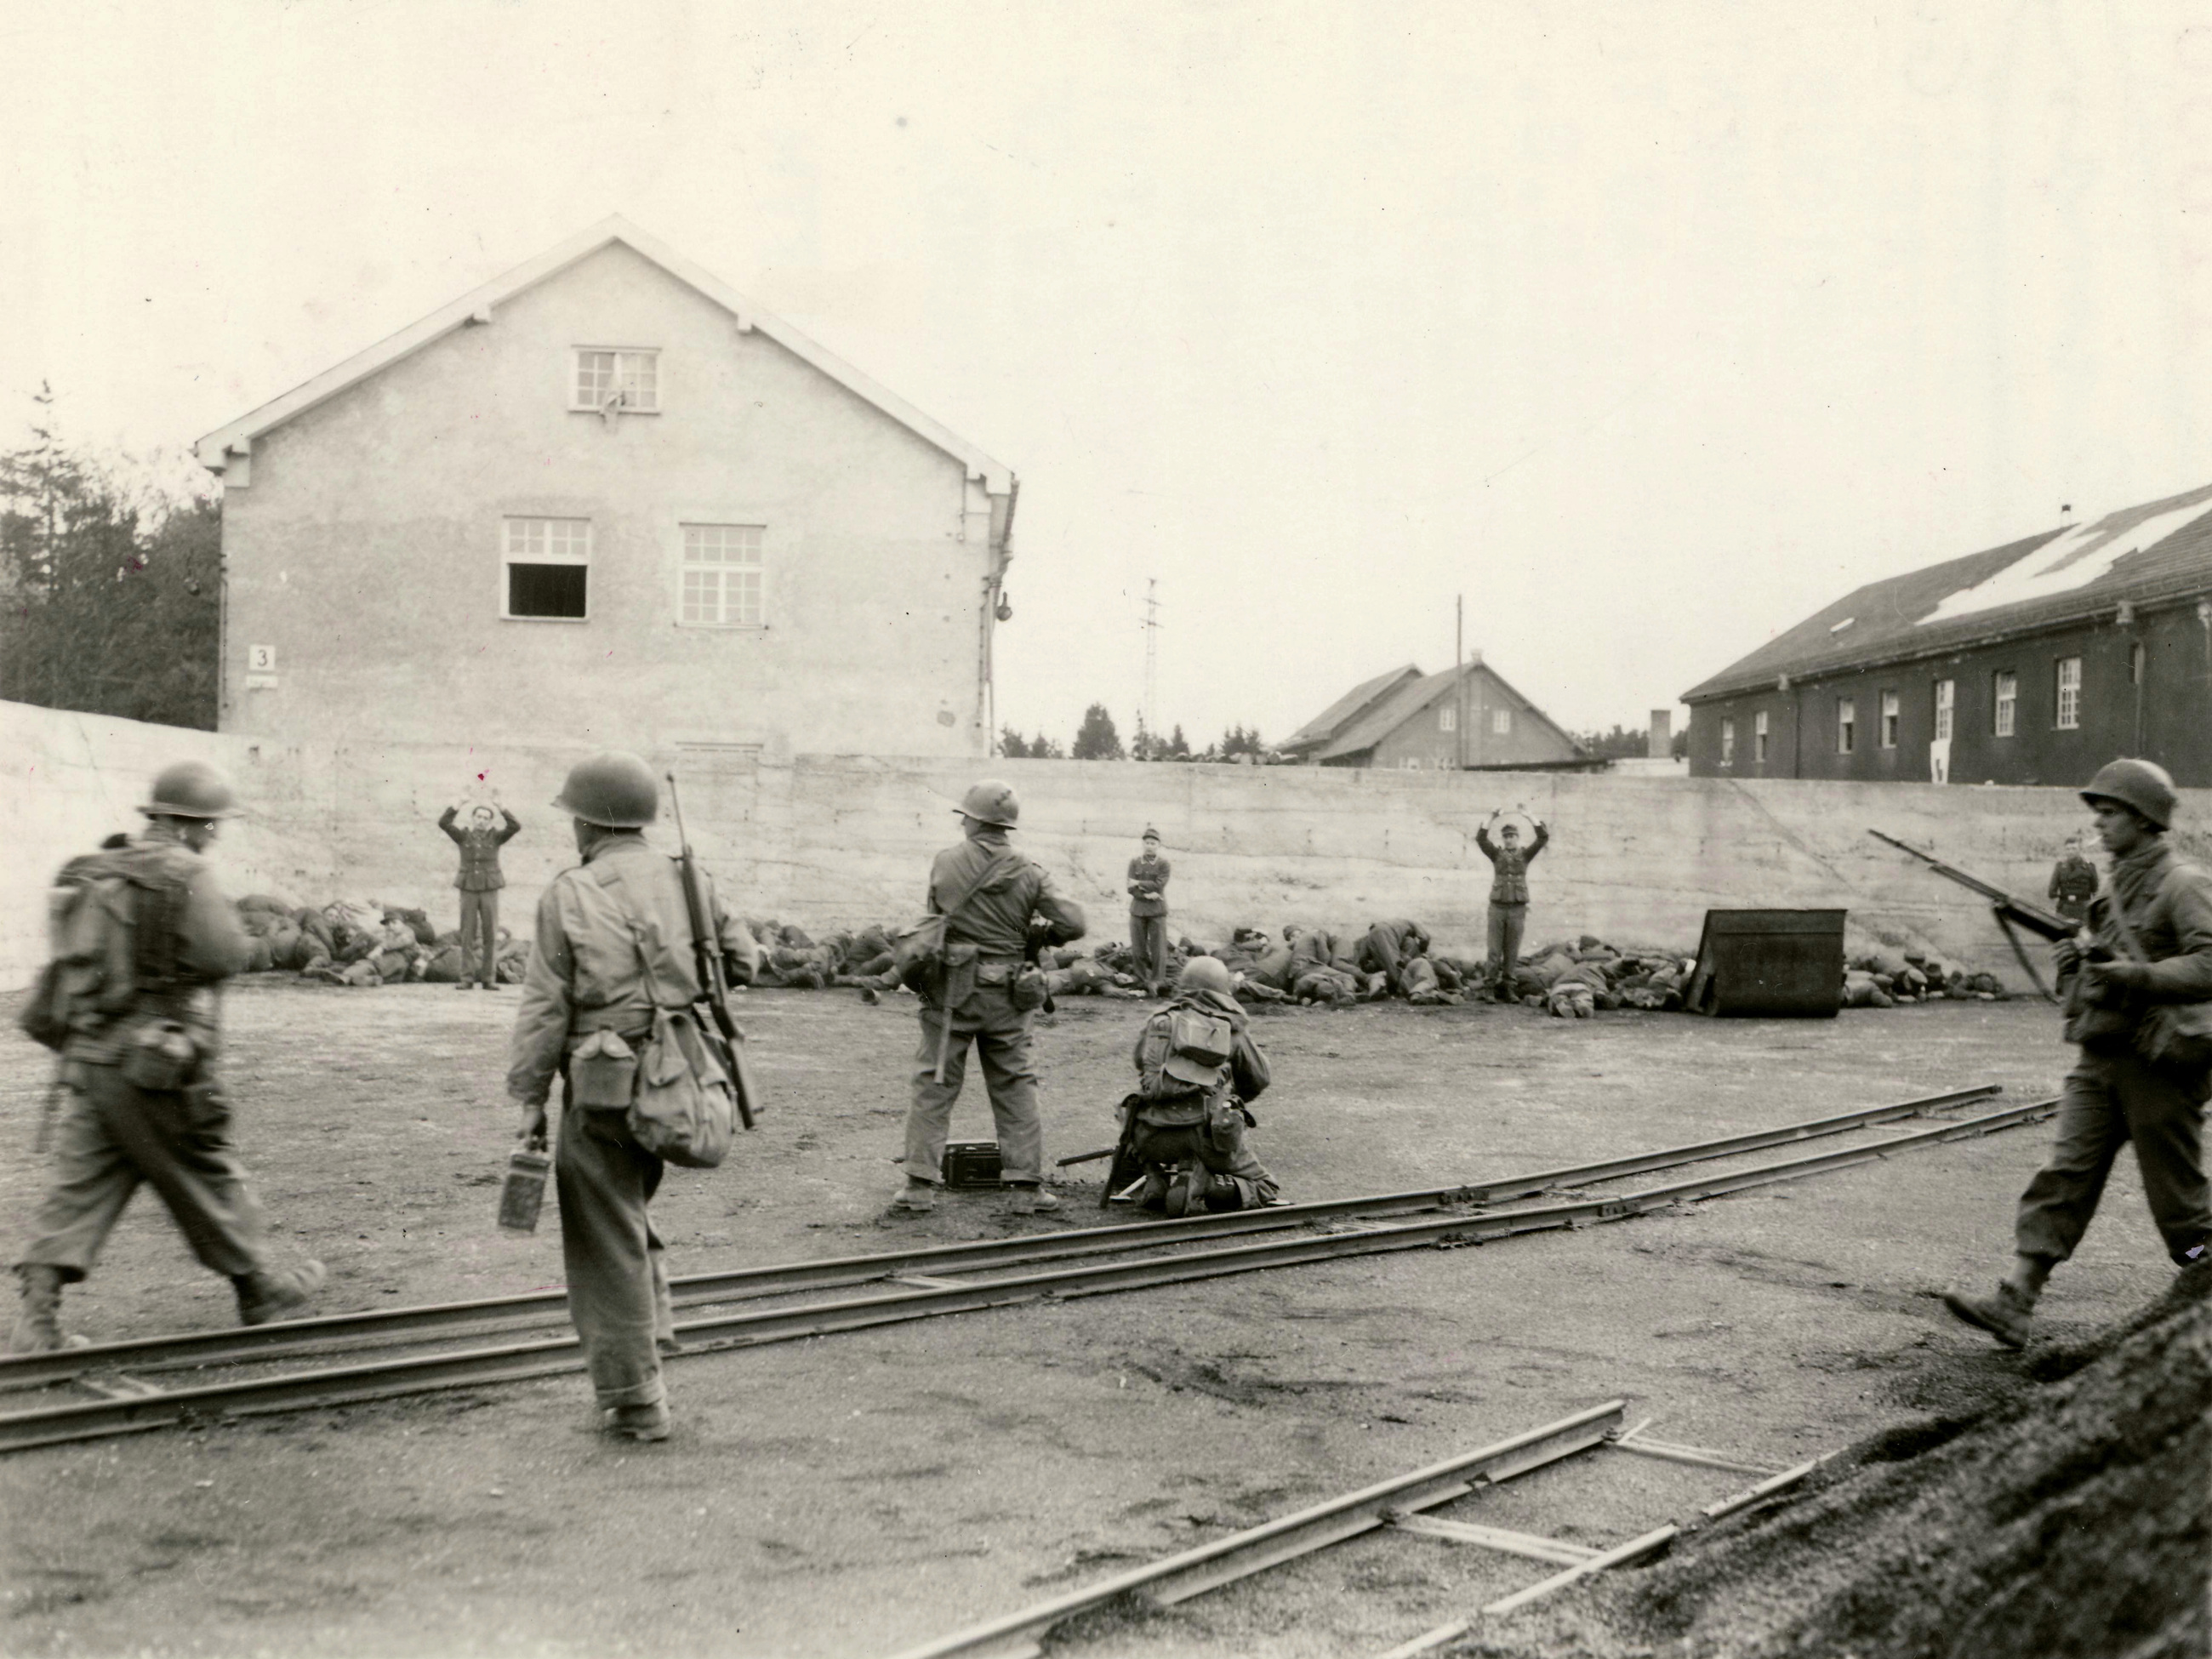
[1312,660,1585,763]
[1279,664,1423,754]
[1682,479,2212,702]
[195,215,1014,494]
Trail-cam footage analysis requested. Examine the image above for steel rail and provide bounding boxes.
[881,1401,1632,1659]
[0,1097,2053,1455]
[0,1085,2002,1392]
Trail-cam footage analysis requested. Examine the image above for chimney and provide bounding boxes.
[1648,709,1672,759]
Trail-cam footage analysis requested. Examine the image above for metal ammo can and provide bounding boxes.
[498,1146,552,1233]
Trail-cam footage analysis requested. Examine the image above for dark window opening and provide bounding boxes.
[509,563,587,619]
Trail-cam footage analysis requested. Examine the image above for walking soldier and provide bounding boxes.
[505,752,760,1440]
[9,761,324,1353]
[1946,758,2212,1348]
[894,780,1086,1216]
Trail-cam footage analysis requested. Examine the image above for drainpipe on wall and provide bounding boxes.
[978,477,1019,755]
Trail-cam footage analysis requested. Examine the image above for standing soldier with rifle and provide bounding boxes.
[506,752,760,1440]
[1936,760,2212,1348]
[893,780,1086,1216]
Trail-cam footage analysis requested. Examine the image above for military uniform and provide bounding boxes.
[507,808,757,1427]
[2048,852,2099,926]
[1127,844,1172,995]
[12,766,323,1352]
[441,805,522,988]
[1355,919,1431,995]
[1125,980,1279,1210]
[1477,823,1549,984]
[2026,836,2212,1268]
[903,824,1086,1198]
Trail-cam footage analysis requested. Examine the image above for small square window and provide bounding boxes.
[503,517,590,620]
[573,348,660,413]
[680,524,765,626]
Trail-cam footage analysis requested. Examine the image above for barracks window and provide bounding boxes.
[573,348,660,413]
[680,524,765,626]
[2055,657,2082,729]
[1720,718,1736,764]
[1836,698,1856,755]
[1993,670,2017,736]
[502,517,590,620]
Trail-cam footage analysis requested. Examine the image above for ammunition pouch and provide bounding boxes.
[570,1028,641,1109]
[119,1019,200,1092]
[1010,964,1049,1012]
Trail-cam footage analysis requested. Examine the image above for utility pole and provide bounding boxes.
[1141,578,1161,755]
[1455,594,1467,772]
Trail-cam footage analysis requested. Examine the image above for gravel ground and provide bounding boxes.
[0,983,2176,1658]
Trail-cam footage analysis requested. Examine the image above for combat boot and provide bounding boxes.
[7,1265,67,1354]
[1942,1280,2036,1349]
[234,1260,328,1326]
[603,1400,671,1442]
[1007,1185,1060,1215]
[892,1179,938,1214]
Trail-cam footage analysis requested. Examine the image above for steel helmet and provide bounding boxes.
[2081,757,2177,831]
[955,778,1020,829]
[1177,956,1234,997]
[553,750,659,828]
[138,760,240,820]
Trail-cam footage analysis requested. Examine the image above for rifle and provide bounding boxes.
[1867,828,2081,1002]
[665,773,760,1131]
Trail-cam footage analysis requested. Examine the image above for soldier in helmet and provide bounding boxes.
[506,751,760,1440]
[1946,758,2212,1349]
[894,780,1086,1215]
[9,761,325,1353]
[1119,956,1286,1214]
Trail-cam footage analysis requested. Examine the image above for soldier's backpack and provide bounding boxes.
[17,849,186,1052]
[1139,1006,1238,1101]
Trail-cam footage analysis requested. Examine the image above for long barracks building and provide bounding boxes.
[1682,481,2212,787]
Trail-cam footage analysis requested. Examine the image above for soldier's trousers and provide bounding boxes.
[16,1063,268,1283]
[459,889,500,986]
[556,1086,676,1409]
[1132,1115,1277,1203]
[1131,914,1168,990]
[905,989,1044,1184]
[2015,1046,2212,1267]
[1487,903,1528,983]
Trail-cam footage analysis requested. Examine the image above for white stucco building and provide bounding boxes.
[196,218,1018,761]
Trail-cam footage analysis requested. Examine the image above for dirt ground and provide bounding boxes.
[0,983,2179,1659]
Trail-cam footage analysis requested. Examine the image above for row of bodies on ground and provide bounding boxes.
[229,894,2012,1017]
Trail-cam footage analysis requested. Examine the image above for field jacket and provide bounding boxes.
[1477,824,1549,905]
[441,807,522,892]
[2060,839,2212,1050]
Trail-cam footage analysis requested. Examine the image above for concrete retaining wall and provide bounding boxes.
[10,698,2203,993]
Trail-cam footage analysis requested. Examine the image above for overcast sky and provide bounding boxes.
[9,0,2212,750]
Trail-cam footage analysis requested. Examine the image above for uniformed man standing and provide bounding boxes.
[9,762,324,1353]
[506,752,759,1440]
[1127,828,1172,997]
[440,798,523,989]
[2048,835,2100,927]
[1945,759,2212,1348]
[895,780,1086,1216]
[1477,809,1550,993]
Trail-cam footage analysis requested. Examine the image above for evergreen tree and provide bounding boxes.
[1166,724,1190,759]
[1000,727,1030,758]
[1071,703,1125,761]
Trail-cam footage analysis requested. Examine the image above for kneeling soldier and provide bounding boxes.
[1120,957,1285,1214]
[10,761,323,1352]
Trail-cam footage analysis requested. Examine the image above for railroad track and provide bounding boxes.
[0,1086,2045,1455]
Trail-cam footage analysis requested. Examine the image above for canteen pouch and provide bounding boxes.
[1162,1008,1235,1088]
[570,1029,640,1108]
[120,1019,198,1092]
[1011,965,1049,1012]
[628,1006,735,1170]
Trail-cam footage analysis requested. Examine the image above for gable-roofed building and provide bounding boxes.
[1281,657,1591,771]
[197,217,1017,759]
[1682,481,2212,786]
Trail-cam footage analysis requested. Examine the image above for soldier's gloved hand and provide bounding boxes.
[515,1096,548,1148]
[2051,938,2084,974]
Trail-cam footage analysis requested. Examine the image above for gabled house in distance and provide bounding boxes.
[1280,657,1592,770]
[196,216,1017,760]
[1682,481,2212,785]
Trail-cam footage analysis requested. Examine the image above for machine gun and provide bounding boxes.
[1867,828,2082,1002]
[667,772,760,1130]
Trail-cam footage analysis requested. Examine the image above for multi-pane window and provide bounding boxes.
[681,524,764,626]
[1993,671,2017,736]
[1491,708,1511,734]
[1933,680,1954,743]
[1879,691,1900,748]
[1402,756,1422,770]
[573,348,660,412]
[1837,698,1856,755]
[2055,657,2082,729]
[503,517,590,619]
[1438,704,1456,733]
[1720,718,1736,764]
[1754,710,1769,763]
